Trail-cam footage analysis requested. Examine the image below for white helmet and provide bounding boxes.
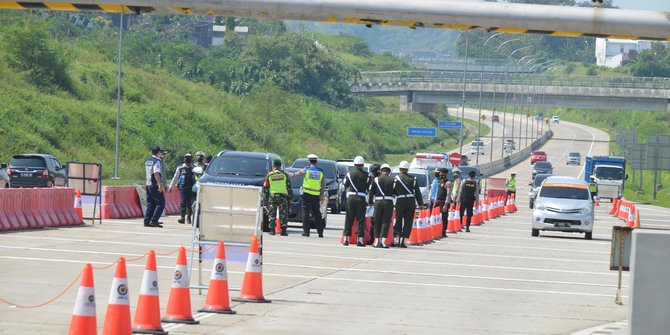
[307,154,318,159]
[399,161,410,169]
[380,163,391,170]
[452,167,461,173]
[353,156,365,165]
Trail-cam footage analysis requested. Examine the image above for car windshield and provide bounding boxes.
[291,159,337,179]
[533,151,546,156]
[390,172,427,187]
[594,166,624,180]
[534,162,552,169]
[209,157,269,177]
[540,185,589,200]
[10,157,47,168]
[568,152,580,157]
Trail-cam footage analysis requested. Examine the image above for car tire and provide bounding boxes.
[585,232,593,240]
[531,228,539,237]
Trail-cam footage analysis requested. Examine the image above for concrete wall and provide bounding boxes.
[628,229,670,335]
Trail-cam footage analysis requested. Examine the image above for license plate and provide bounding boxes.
[21,173,32,177]
[554,222,570,228]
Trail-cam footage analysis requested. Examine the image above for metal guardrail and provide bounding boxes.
[353,71,670,90]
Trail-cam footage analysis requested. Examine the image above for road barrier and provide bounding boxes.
[0,188,81,231]
[99,186,181,219]
[609,198,641,228]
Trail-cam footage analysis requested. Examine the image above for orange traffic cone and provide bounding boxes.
[593,196,600,207]
[233,235,271,303]
[74,189,84,223]
[431,206,441,240]
[447,206,458,234]
[102,257,131,335]
[274,208,282,234]
[162,247,199,324]
[487,198,495,219]
[416,209,427,244]
[511,194,517,212]
[472,201,481,226]
[612,198,621,217]
[132,250,167,335]
[609,198,619,215]
[504,196,511,214]
[199,241,236,314]
[481,199,488,222]
[633,208,641,228]
[68,263,97,335]
[406,215,420,245]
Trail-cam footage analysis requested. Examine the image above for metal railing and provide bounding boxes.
[352,71,670,90]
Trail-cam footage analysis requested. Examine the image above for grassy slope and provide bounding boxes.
[549,108,670,207]
[0,35,448,180]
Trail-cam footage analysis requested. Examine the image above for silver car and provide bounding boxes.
[531,176,594,240]
[566,152,581,165]
[528,173,552,209]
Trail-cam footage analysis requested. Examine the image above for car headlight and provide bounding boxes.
[579,205,593,214]
[534,201,546,210]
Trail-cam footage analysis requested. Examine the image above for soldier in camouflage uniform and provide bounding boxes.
[263,159,292,236]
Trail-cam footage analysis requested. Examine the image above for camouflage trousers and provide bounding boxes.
[269,194,289,230]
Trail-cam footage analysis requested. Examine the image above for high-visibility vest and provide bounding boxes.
[303,169,324,196]
[268,171,288,195]
[452,179,461,198]
[589,182,597,193]
[506,178,516,192]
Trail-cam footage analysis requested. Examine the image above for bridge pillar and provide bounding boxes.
[400,95,411,112]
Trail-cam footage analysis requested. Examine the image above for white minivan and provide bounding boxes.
[470,140,485,155]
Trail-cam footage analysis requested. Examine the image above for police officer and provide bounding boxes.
[589,175,598,201]
[446,167,462,211]
[144,146,165,228]
[294,154,326,237]
[342,156,369,247]
[263,159,292,236]
[429,168,440,210]
[368,164,394,248]
[168,154,196,224]
[366,163,382,244]
[434,168,449,237]
[393,161,424,248]
[193,151,206,180]
[506,172,517,199]
[456,170,479,232]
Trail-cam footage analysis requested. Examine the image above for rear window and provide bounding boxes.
[539,184,589,200]
[533,175,550,187]
[10,157,47,168]
[534,162,552,169]
[533,151,546,155]
[208,157,269,177]
[568,152,580,157]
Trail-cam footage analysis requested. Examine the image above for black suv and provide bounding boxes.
[198,151,282,231]
[290,158,343,214]
[8,154,66,187]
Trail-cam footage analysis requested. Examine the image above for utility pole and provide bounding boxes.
[458,31,469,156]
[113,12,124,180]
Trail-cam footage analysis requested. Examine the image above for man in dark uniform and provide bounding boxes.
[342,156,369,247]
[393,160,424,248]
[434,168,449,238]
[456,170,479,232]
[368,164,394,248]
[263,159,292,236]
[144,146,165,228]
[168,153,197,224]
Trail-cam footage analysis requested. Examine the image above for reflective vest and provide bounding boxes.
[145,156,161,186]
[506,178,516,192]
[452,179,461,198]
[178,165,196,189]
[589,182,598,193]
[268,171,289,195]
[302,168,323,196]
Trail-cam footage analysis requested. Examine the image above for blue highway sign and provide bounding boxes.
[407,127,437,137]
[438,121,462,130]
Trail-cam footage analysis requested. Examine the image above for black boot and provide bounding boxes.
[357,237,365,247]
[342,236,349,246]
[186,206,193,224]
[399,237,407,248]
[269,229,275,236]
[178,208,186,223]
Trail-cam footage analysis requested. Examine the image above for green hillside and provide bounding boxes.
[0,12,463,180]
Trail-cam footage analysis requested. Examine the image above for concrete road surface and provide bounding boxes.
[2,119,668,334]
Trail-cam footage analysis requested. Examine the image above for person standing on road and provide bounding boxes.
[263,159,292,236]
[434,168,449,237]
[168,154,196,224]
[193,151,206,180]
[429,168,440,210]
[588,175,598,202]
[456,170,479,232]
[393,161,424,248]
[144,146,165,228]
[505,172,517,200]
[292,154,326,237]
[446,167,462,211]
[368,164,394,248]
[342,156,369,247]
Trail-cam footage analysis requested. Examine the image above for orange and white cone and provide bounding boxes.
[633,208,641,228]
[102,257,131,335]
[447,206,458,234]
[233,235,271,303]
[162,247,199,324]
[132,250,167,335]
[609,198,619,215]
[511,194,517,212]
[199,241,236,314]
[68,263,97,335]
[74,189,84,222]
[274,208,282,234]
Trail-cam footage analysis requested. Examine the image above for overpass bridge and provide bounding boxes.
[350,71,670,112]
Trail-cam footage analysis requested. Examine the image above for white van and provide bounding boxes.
[470,140,485,155]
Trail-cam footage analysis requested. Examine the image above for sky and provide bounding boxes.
[613,0,670,11]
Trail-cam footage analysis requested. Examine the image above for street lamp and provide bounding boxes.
[458,31,470,157]
[493,38,523,160]
[514,55,535,152]
[476,33,503,167]
[500,46,531,158]
[528,60,553,141]
[113,12,124,180]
